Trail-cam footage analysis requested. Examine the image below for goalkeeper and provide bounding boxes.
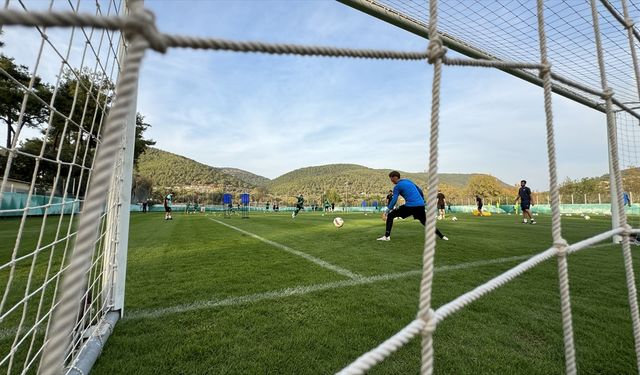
[377,171,448,241]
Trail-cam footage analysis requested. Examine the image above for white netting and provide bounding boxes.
[351,0,640,114]
[0,0,639,374]
[0,0,128,374]
[339,0,640,374]
[618,111,640,196]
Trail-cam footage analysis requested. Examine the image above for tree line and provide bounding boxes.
[0,53,155,197]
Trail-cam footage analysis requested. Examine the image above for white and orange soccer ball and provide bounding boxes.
[333,217,344,228]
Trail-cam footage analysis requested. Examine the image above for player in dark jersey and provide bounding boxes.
[476,195,483,216]
[437,190,446,220]
[292,194,304,218]
[514,180,536,224]
[386,190,393,207]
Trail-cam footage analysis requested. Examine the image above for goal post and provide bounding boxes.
[112,68,138,315]
[609,125,623,243]
[0,0,137,373]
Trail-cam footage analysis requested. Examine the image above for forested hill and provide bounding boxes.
[411,172,514,189]
[220,167,270,187]
[137,150,515,202]
[267,164,512,200]
[136,148,640,204]
[556,167,640,196]
[267,164,418,197]
[596,168,640,189]
[137,148,254,192]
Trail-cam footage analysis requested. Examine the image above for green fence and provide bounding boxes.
[129,204,385,213]
[128,203,640,215]
[0,192,80,217]
[448,204,640,215]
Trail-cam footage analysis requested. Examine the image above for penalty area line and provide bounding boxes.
[123,254,534,321]
[0,244,622,340]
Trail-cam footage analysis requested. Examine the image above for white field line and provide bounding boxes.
[210,218,361,279]
[0,243,620,339]
[122,254,535,321]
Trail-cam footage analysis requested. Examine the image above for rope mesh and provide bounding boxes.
[0,0,126,374]
[0,0,639,374]
[373,0,640,112]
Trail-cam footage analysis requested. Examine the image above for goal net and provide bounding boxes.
[618,110,640,206]
[0,0,639,374]
[0,1,132,374]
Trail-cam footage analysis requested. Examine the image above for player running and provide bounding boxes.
[292,194,304,218]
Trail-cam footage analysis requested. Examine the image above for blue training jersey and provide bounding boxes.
[388,179,425,209]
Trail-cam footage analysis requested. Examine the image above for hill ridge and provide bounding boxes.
[137,148,518,203]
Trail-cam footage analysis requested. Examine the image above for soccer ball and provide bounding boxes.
[451,217,458,221]
[584,215,591,220]
[333,217,344,228]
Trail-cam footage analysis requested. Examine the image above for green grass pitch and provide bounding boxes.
[2,211,640,374]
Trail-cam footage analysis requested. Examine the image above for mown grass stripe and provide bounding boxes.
[210,218,361,279]
[123,254,534,321]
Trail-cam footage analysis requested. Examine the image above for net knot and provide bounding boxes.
[554,238,569,256]
[601,88,614,100]
[126,9,167,53]
[418,308,437,335]
[625,17,635,29]
[623,224,633,236]
[538,63,551,78]
[426,37,446,64]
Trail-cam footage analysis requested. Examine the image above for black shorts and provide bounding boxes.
[477,204,483,210]
[164,206,171,212]
[437,203,445,210]
[521,202,530,210]
[391,205,426,222]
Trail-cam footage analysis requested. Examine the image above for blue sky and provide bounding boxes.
[3,0,614,191]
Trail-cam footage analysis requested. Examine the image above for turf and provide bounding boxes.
[3,211,640,374]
